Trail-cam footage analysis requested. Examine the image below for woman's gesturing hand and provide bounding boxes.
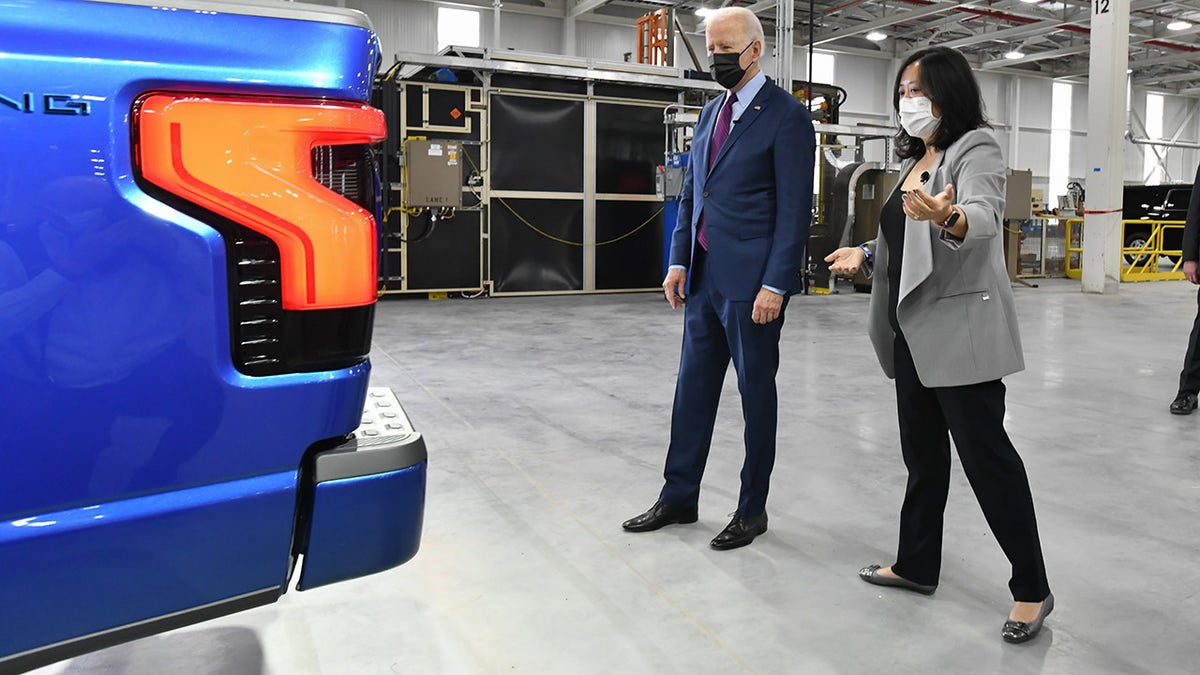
[825,246,867,276]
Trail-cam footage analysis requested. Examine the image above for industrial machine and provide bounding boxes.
[808,122,897,293]
[377,47,723,296]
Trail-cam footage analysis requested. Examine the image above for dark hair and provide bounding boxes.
[893,46,989,160]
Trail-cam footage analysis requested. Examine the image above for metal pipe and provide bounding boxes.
[674,15,703,71]
[1125,132,1200,149]
[493,0,501,49]
[807,0,813,101]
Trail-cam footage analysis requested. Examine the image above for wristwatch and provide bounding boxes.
[858,244,873,262]
[936,206,961,230]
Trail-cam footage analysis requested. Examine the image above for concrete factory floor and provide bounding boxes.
[34,277,1200,674]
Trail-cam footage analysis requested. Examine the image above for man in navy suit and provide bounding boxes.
[623,7,815,550]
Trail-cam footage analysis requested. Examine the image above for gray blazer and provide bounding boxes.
[863,128,1023,388]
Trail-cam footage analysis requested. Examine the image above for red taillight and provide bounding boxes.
[134,94,386,310]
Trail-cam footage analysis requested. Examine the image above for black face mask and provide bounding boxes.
[708,41,754,89]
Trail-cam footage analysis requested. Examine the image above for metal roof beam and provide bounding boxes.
[937,14,1087,49]
[744,0,779,14]
[1149,69,1200,85]
[1056,31,1200,77]
[568,0,610,17]
[980,41,1090,68]
[809,1,969,45]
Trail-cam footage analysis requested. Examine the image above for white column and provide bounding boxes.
[776,0,794,89]
[1081,0,1130,294]
[1007,77,1020,168]
[493,0,502,50]
[563,15,576,57]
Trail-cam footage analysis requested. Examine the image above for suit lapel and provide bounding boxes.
[895,157,930,304]
[708,85,771,174]
[696,100,716,186]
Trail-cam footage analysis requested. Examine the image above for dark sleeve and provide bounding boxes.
[760,96,816,293]
[668,100,713,270]
[1184,161,1200,262]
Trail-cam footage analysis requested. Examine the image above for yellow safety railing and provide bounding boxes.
[1063,219,1186,282]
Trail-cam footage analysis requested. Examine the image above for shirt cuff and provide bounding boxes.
[762,284,784,295]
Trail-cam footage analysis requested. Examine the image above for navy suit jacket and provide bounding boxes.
[670,81,815,301]
[1184,160,1200,264]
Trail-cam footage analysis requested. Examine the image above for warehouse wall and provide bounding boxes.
[324,0,1200,198]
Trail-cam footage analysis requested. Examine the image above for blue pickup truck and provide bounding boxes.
[0,1,426,670]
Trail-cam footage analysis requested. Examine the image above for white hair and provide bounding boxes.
[706,7,766,45]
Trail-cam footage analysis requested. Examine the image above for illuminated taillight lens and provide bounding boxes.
[133,93,386,376]
[134,94,386,310]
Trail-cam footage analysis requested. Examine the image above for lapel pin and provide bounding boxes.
[754,106,762,110]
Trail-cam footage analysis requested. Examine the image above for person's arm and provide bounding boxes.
[758,101,816,294]
[825,240,876,278]
[664,106,709,307]
[932,130,1006,251]
[1183,161,1200,263]
[752,101,815,323]
[663,164,693,308]
[1182,161,1200,284]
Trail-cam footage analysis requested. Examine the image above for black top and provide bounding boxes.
[880,185,907,334]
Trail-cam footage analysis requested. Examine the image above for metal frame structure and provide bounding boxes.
[1064,218,1188,280]
[389,82,487,295]
[426,0,1200,97]
[384,48,721,296]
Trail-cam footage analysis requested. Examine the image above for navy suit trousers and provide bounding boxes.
[1178,284,1200,394]
[659,247,786,516]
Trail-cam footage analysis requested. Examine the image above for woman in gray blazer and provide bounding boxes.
[825,47,1053,644]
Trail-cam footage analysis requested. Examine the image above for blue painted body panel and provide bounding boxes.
[299,461,428,590]
[0,0,424,663]
[0,472,296,657]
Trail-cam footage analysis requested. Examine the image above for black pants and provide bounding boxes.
[889,335,1050,602]
[1178,285,1200,395]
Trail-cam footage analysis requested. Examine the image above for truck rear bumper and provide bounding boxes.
[297,388,428,590]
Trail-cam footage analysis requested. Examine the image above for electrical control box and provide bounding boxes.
[1005,169,1033,220]
[404,138,462,207]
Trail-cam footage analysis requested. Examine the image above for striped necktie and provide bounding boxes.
[698,92,737,251]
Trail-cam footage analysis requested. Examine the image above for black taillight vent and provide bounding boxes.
[312,145,374,212]
[230,229,285,374]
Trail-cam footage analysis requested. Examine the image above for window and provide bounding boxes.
[437,7,480,51]
[811,52,834,85]
[1047,82,1072,209]
[1143,93,1165,184]
[809,52,834,197]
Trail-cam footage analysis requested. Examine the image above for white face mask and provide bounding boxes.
[898,96,941,140]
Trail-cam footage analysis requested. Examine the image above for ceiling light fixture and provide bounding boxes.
[1168,19,1192,31]
[865,30,887,41]
[695,8,716,18]
[1019,0,1039,4]
[1005,49,1025,60]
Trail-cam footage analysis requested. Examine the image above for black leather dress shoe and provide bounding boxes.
[710,513,768,550]
[858,564,937,595]
[1002,592,1054,644]
[1170,392,1198,415]
[622,501,698,532]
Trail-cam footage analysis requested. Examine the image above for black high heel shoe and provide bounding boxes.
[1002,592,1055,644]
[858,564,937,595]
